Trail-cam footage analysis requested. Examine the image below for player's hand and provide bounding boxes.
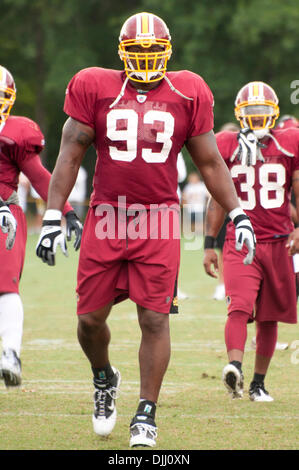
[0,202,17,250]
[65,210,83,251]
[232,128,265,166]
[286,227,299,256]
[233,212,256,265]
[36,209,68,266]
[203,249,219,278]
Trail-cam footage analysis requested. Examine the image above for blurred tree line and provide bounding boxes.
[1,0,299,184]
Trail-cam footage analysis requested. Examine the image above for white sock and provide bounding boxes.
[0,293,24,357]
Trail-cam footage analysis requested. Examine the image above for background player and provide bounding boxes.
[203,81,299,401]
[36,12,255,447]
[0,65,83,388]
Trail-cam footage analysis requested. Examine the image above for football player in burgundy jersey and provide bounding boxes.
[203,81,299,402]
[36,12,255,447]
[0,65,83,389]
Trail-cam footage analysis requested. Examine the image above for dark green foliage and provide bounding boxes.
[1,0,298,177]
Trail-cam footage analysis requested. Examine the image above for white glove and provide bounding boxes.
[232,128,265,166]
[36,209,68,266]
[229,208,256,265]
[0,202,17,250]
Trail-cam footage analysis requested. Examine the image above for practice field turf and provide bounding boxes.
[0,234,299,450]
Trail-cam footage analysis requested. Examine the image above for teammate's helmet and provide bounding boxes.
[118,12,172,83]
[0,65,16,124]
[235,81,279,131]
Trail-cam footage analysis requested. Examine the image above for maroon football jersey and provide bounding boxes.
[216,128,299,241]
[64,67,214,207]
[0,116,44,200]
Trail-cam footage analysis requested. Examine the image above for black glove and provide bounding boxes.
[65,210,83,251]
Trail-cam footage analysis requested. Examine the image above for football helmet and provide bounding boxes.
[235,81,280,137]
[0,65,16,125]
[118,12,172,83]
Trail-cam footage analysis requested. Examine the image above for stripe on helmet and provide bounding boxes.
[248,81,265,102]
[141,13,149,34]
[0,66,6,86]
[136,12,155,38]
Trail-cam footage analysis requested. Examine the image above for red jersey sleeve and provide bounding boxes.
[215,131,238,163]
[20,155,73,216]
[7,117,45,165]
[23,119,45,155]
[64,68,97,128]
[187,76,214,139]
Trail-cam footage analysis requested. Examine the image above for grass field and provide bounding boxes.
[0,233,299,451]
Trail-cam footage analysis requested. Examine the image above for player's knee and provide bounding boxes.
[77,311,106,335]
[139,310,169,336]
[227,310,250,324]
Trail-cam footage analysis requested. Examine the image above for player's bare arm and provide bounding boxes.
[287,170,299,255]
[205,197,226,237]
[203,197,226,278]
[36,117,92,265]
[47,118,95,212]
[186,131,256,265]
[186,131,240,213]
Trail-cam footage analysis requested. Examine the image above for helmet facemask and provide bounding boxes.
[237,104,279,138]
[119,38,172,83]
[0,66,16,125]
[0,89,15,124]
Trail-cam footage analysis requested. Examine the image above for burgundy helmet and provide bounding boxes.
[235,81,279,131]
[118,12,172,83]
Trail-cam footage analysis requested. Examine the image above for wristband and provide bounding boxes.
[42,209,62,227]
[204,236,216,249]
[233,213,250,226]
[43,209,62,221]
[228,207,245,223]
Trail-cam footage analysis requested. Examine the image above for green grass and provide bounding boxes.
[0,234,299,450]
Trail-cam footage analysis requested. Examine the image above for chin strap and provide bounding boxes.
[109,74,193,109]
[109,76,130,109]
[163,75,193,101]
[263,132,294,157]
[0,119,6,133]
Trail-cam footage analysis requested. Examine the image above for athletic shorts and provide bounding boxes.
[0,204,27,294]
[223,238,297,324]
[76,206,180,315]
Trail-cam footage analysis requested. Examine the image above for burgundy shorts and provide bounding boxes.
[76,206,180,315]
[223,238,297,324]
[0,205,27,294]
